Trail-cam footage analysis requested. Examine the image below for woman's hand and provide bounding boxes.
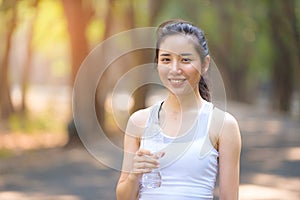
[130,149,163,180]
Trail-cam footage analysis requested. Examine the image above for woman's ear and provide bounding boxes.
[201,55,210,74]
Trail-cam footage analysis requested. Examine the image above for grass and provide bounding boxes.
[0,148,15,159]
[8,111,66,134]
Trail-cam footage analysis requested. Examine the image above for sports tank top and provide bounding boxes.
[139,101,219,200]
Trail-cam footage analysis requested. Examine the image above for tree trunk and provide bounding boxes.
[129,0,165,112]
[285,0,300,114]
[95,0,114,133]
[213,1,234,100]
[61,0,91,85]
[0,0,17,121]
[213,1,251,102]
[269,0,296,112]
[20,0,39,113]
[61,0,92,146]
[127,0,146,113]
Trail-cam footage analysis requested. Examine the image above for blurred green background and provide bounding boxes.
[1,0,299,137]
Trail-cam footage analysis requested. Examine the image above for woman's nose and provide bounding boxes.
[170,60,182,74]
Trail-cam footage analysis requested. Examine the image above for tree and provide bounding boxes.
[61,0,93,145]
[130,0,166,113]
[0,0,17,121]
[95,0,115,134]
[268,0,299,112]
[20,0,39,113]
[95,0,163,134]
[61,0,92,85]
[212,0,253,102]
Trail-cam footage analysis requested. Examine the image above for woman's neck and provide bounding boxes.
[158,92,205,137]
[163,92,204,114]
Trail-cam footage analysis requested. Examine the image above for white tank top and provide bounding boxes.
[139,101,219,200]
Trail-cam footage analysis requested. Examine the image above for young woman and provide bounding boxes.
[116,19,241,200]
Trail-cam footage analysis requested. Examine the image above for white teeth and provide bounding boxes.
[170,79,184,84]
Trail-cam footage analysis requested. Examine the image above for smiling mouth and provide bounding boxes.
[169,79,186,85]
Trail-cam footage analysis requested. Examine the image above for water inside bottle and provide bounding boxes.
[141,169,162,188]
[141,124,164,189]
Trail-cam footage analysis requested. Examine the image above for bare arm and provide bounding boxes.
[116,109,159,200]
[116,128,141,200]
[218,113,242,200]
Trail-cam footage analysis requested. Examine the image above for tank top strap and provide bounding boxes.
[199,101,217,159]
[145,101,164,127]
[190,101,212,139]
[205,102,215,133]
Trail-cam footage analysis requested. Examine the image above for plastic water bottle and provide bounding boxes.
[141,166,162,188]
[141,124,164,189]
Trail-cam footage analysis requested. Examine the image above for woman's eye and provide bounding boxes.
[160,58,170,63]
[182,58,191,63]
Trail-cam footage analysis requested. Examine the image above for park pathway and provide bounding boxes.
[0,101,299,200]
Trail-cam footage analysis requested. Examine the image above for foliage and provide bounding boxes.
[0,148,14,158]
[8,110,65,133]
[0,0,299,131]
[32,0,70,77]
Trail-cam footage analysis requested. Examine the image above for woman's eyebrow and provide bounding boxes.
[159,53,171,56]
[160,53,193,56]
[180,53,193,56]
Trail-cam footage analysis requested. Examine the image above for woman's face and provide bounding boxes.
[157,34,205,97]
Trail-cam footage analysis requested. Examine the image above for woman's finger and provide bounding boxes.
[136,149,152,156]
[134,162,159,170]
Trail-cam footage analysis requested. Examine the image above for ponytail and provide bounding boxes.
[199,76,210,102]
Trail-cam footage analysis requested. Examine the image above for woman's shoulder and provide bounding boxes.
[221,111,240,142]
[125,108,150,138]
[129,107,152,128]
[127,102,160,135]
[210,106,239,131]
[209,106,241,146]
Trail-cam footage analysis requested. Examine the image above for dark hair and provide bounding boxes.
[155,19,211,102]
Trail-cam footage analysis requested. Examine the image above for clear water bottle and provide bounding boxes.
[141,167,162,188]
[141,124,164,189]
